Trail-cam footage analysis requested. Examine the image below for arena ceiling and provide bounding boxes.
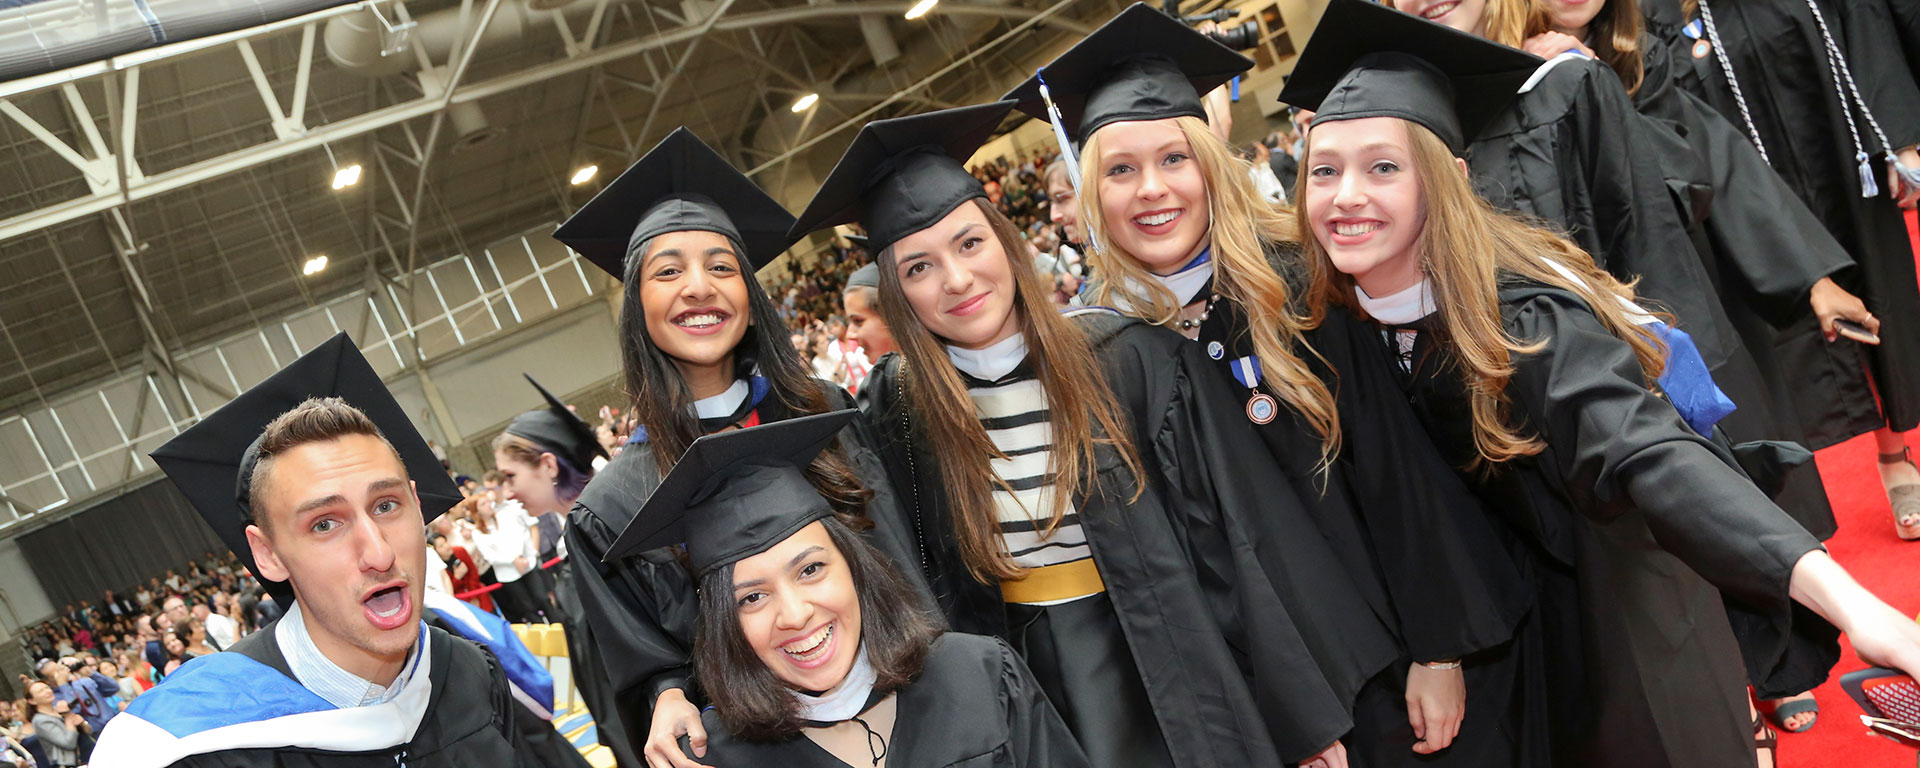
[0,0,1160,419]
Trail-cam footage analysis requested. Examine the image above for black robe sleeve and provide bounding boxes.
[563,457,702,764]
[1501,291,1829,681]
[1839,0,1920,150]
[1308,310,1535,663]
[994,636,1094,768]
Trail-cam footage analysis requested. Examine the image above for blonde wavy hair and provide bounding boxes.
[1077,115,1340,457]
[1301,118,1666,467]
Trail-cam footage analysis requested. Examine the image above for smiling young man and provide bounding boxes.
[90,333,520,768]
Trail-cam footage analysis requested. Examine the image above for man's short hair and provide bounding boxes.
[427,531,447,547]
[247,397,400,531]
[481,470,505,485]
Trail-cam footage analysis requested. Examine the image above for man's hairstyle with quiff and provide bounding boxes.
[247,397,403,531]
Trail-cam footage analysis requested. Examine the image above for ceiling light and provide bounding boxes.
[330,164,362,190]
[904,0,938,19]
[302,255,329,276]
[791,93,819,112]
[570,165,599,185]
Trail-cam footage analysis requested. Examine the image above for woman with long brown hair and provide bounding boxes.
[550,128,919,768]
[791,101,1390,768]
[1284,5,1920,765]
[1004,6,1534,766]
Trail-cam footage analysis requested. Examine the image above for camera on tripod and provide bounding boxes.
[1163,2,1263,50]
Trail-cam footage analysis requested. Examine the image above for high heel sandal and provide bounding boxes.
[1880,447,1920,541]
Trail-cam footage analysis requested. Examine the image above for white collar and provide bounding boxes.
[790,646,877,723]
[692,379,751,420]
[1112,253,1215,312]
[1355,279,1439,324]
[946,332,1029,381]
[277,600,422,710]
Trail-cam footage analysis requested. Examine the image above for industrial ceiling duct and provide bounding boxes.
[0,0,358,82]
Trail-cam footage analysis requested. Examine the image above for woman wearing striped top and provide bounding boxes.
[793,103,1394,768]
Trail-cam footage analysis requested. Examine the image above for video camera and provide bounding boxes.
[1161,1,1262,50]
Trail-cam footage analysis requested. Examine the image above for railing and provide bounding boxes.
[0,223,601,534]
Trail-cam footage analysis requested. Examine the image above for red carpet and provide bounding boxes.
[1782,206,1920,766]
[1788,432,1920,766]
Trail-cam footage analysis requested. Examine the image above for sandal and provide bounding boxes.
[1761,693,1819,733]
[1880,448,1920,541]
[1754,714,1778,768]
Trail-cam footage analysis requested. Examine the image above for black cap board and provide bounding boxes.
[149,332,461,605]
[1002,3,1253,142]
[552,127,798,279]
[845,262,880,290]
[1277,0,1542,153]
[787,102,1015,254]
[505,374,609,473]
[602,410,856,577]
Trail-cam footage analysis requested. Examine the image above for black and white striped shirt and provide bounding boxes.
[966,369,1095,606]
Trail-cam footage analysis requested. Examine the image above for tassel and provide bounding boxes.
[1037,71,1102,254]
[1859,150,1881,198]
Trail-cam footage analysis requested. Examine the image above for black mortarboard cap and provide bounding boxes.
[552,127,798,278]
[602,410,856,576]
[1002,3,1253,142]
[150,332,461,605]
[788,102,1015,254]
[505,374,608,473]
[1277,0,1542,153]
[845,262,880,290]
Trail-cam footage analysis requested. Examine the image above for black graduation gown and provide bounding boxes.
[1646,0,1920,444]
[420,609,591,768]
[1625,25,1847,541]
[687,633,1090,767]
[1468,52,1844,544]
[171,621,522,767]
[1180,267,1535,766]
[1338,280,1831,768]
[561,380,921,768]
[861,315,1388,766]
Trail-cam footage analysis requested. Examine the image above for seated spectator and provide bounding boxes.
[432,530,495,614]
[44,658,116,734]
[193,599,237,651]
[26,682,85,768]
[175,619,216,658]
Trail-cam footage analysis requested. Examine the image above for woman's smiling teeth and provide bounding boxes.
[674,311,726,328]
[1420,0,1459,19]
[1134,210,1181,227]
[1334,221,1383,236]
[783,624,833,662]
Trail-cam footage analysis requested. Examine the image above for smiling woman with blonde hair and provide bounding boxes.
[1284,3,1920,766]
[1004,5,1539,765]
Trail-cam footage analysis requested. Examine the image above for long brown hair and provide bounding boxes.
[876,198,1144,583]
[1302,119,1666,467]
[1078,115,1341,459]
[1517,0,1646,94]
[617,234,871,519]
[693,517,943,741]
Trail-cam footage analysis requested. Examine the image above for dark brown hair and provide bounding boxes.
[247,397,400,530]
[692,516,944,741]
[876,198,1144,583]
[618,234,873,520]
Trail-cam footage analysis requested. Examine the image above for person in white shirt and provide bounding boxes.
[192,602,238,651]
[467,495,545,623]
[1244,140,1287,204]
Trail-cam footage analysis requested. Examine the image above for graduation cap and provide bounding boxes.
[504,374,608,473]
[1277,0,1543,153]
[552,127,798,279]
[602,410,856,576]
[788,102,1016,254]
[150,332,461,605]
[1002,3,1254,142]
[845,262,881,290]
